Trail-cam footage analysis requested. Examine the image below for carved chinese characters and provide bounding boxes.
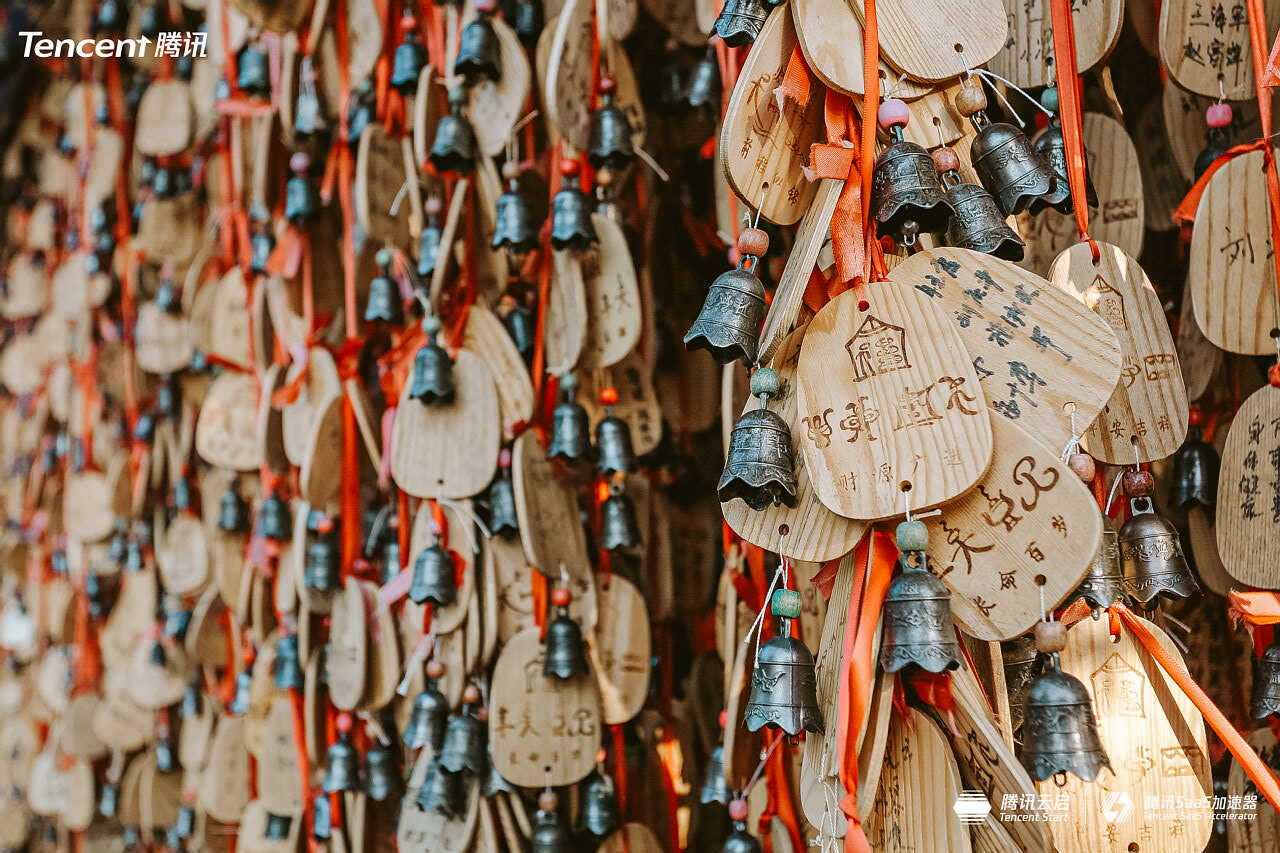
[989,0,1122,89]
[924,417,1100,641]
[1216,385,1280,589]
[579,214,642,370]
[588,576,651,725]
[796,285,993,520]
[894,248,1122,453]
[1050,242,1188,463]
[489,627,601,787]
[1160,0,1280,98]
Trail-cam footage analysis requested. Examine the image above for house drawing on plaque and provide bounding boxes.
[1091,653,1145,719]
[845,315,911,381]
[1086,275,1128,331]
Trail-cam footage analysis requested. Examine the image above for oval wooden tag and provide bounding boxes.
[640,0,706,44]
[390,349,501,499]
[61,694,108,759]
[1227,727,1280,852]
[157,514,210,595]
[408,500,477,635]
[63,471,116,543]
[1049,242,1188,462]
[1160,0,1280,98]
[577,349,664,457]
[796,285,994,520]
[27,749,68,817]
[512,430,591,579]
[358,580,401,711]
[127,636,189,710]
[356,123,413,246]
[299,393,346,510]
[135,79,192,157]
[327,577,368,711]
[722,325,867,561]
[546,250,589,375]
[1216,384,1280,588]
[92,691,155,753]
[198,715,251,823]
[1164,84,1264,182]
[1188,506,1235,596]
[398,749,480,853]
[134,302,194,376]
[718,7,825,226]
[489,626,601,787]
[1190,149,1277,355]
[989,0,1122,89]
[197,373,263,471]
[792,0,932,97]
[463,306,535,441]
[281,347,342,467]
[588,575,651,725]
[545,0,597,151]
[470,16,531,157]
[862,0,1004,83]
[1177,276,1221,402]
[1052,614,1212,853]
[256,697,304,816]
[599,824,662,853]
[578,214,642,371]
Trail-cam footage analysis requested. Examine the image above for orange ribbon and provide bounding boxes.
[1050,0,1098,259]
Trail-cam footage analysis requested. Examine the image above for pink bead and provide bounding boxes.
[728,799,750,821]
[877,98,910,129]
[1206,102,1233,128]
[499,448,512,467]
[290,152,310,173]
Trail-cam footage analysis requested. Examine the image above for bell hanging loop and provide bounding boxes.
[551,159,598,251]
[684,228,769,366]
[544,586,589,678]
[409,315,457,405]
[588,78,636,173]
[430,89,479,175]
[934,147,1025,262]
[744,587,823,735]
[870,99,954,247]
[547,373,594,464]
[879,520,963,674]
[720,367,799,510]
[1117,469,1199,606]
[954,84,1059,218]
[454,1,502,85]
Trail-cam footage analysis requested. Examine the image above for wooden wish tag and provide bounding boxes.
[156,514,210,596]
[469,15,531,157]
[796,284,994,520]
[238,800,304,853]
[544,0,597,151]
[577,350,663,457]
[327,577,369,711]
[922,416,1101,641]
[197,716,251,823]
[134,80,192,157]
[893,247,1123,456]
[196,372,262,471]
[718,5,825,226]
[356,124,414,247]
[489,626,601,787]
[1160,0,1280,98]
[463,305,535,443]
[989,0,1122,89]
[398,747,480,853]
[546,250,589,375]
[1216,383,1280,589]
[578,214,642,371]
[63,471,117,543]
[390,349,501,499]
[257,697,304,818]
[1049,242,1189,463]
[1227,728,1280,852]
[792,0,933,98]
[587,574,651,725]
[134,300,194,376]
[127,636,189,710]
[600,824,663,853]
[281,347,342,467]
[1163,84,1265,183]
[1177,277,1221,403]
[722,325,868,562]
[1190,149,1279,355]
[853,0,1004,84]
[1049,614,1213,853]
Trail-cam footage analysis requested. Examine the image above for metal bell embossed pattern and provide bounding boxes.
[1020,653,1113,783]
[744,634,822,734]
[713,0,774,47]
[416,758,465,817]
[548,376,594,464]
[939,161,1025,262]
[409,317,456,405]
[600,490,641,551]
[588,80,635,172]
[1119,498,1200,605]
[871,108,953,245]
[969,114,1059,218]
[409,541,457,607]
[1031,121,1098,215]
[684,228,769,366]
[1251,641,1280,719]
[543,598,589,678]
[404,679,450,750]
[880,523,963,674]
[430,92,478,175]
[576,773,619,836]
[551,161,597,251]
[720,368,798,511]
[1170,423,1219,509]
[364,742,400,802]
[438,713,487,775]
[1066,515,1127,611]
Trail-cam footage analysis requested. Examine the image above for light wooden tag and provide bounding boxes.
[470,16,531,157]
[865,708,972,852]
[489,626,601,787]
[796,284,993,520]
[546,250,589,375]
[1049,242,1188,463]
[63,471,115,543]
[346,0,384,82]
[1177,276,1221,402]
[800,551,852,833]
[327,578,368,711]
[412,64,444,169]
[722,326,867,561]
[1187,507,1234,596]
[358,580,401,711]
[179,701,215,773]
[246,638,286,756]
[854,0,1004,83]
[3,255,48,319]
[989,0,1122,89]
[196,373,263,471]
[61,694,108,759]
[60,758,96,831]
[206,267,253,366]
[1216,384,1280,588]
[577,350,664,457]
[490,537,538,642]
[924,416,1100,641]
[138,753,182,833]
[27,749,68,817]
[587,575,651,725]
[1051,614,1212,853]
[135,80,192,156]
[256,697,304,816]
[600,824,662,853]
[299,393,346,510]
[197,716,251,823]
[893,247,1123,453]
[239,800,304,853]
[718,6,825,226]
[792,0,932,97]
[157,515,210,595]
[282,347,342,467]
[463,306,535,441]
[512,430,591,578]
[578,214,642,371]
[1161,0,1280,98]
[1227,728,1280,852]
[127,637,188,710]
[91,691,154,753]
[135,302,195,375]
[356,124,414,246]
[398,749,480,853]
[1190,149,1278,355]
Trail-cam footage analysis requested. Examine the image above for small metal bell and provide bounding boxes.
[294,60,323,136]
[312,794,332,840]
[365,741,400,802]
[870,99,954,246]
[600,486,641,551]
[409,316,456,405]
[323,715,362,793]
[237,43,271,99]
[933,146,1025,261]
[684,228,769,366]
[594,392,635,476]
[274,634,303,690]
[416,758,465,817]
[1169,419,1219,509]
[1195,119,1232,180]
[543,588,589,678]
[404,669,450,750]
[454,8,502,85]
[532,793,566,853]
[1000,634,1038,736]
[409,536,457,607]
[713,0,776,47]
[285,153,315,223]
[430,90,478,175]
[100,782,118,818]
[1020,652,1112,783]
[1119,473,1200,605]
[720,368,799,511]
[723,801,763,853]
[125,535,145,572]
[305,531,340,593]
[365,249,404,325]
[156,375,181,420]
[438,712,487,776]
[508,0,542,45]
[700,745,731,804]
[263,814,292,841]
[548,374,594,464]
[1031,115,1098,215]
[493,164,538,253]
[217,485,247,533]
[93,0,123,34]
[954,84,1059,218]
[588,79,635,172]
[260,492,292,541]
[688,46,721,110]
[181,680,202,718]
[249,206,274,274]
[577,773,619,836]
[391,15,427,94]
[879,521,964,673]
[419,196,444,277]
[551,160,598,251]
[229,668,253,715]
[744,588,823,735]
[1065,515,1127,611]
[1251,641,1280,719]
[348,82,376,149]
[487,451,519,539]
[656,49,688,115]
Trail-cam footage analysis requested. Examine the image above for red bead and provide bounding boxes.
[316,517,334,534]
[335,712,353,734]
[1187,407,1204,428]
[1270,362,1280,389]
[600,387,619,406]
[425,196,443,215]
[551,588,571,607]
[475,706,489,722]
[877,98,910,129]
[1206,102,1233,128]
[499,448,512,467]
[599,77,616,94]
[728,799,749,821]
[560,159,580,177]
[290,152,309,174]
[932,147,960,174]
[737,227,770,258]
[426,660,445,678]
[401,13,417,31]
[1122,468,1155,498]
[718,709,728,728]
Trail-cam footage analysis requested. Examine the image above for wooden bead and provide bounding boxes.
[1206,102,1233,128]
[425,660,445,678]
[461,683,481,704]
[1121,468,1155,498]
[425,195,443,215]
[932,147,960,174]
[600,386,618,406]
[954,85,987,117]
[501,161,521,182]
[737,227,769,258]
[538,791,558,811]
[728,799,749,821]
[1067,452,1095,483]
[1034,620,1068,654]
[877,98,910,128]
[551,588,571,607]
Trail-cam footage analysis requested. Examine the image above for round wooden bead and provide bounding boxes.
[1206,102,1233,128]
[1121,468,1155,498]
[551,588,571,607]
[1034,620,1068,654]
[1067,452,1095,483]
[596,169,613,187]
[501,161,521,182]
[1187,407,1204,428]
[426,660,445,678]
[737,227,769,258]
[932,146,960,174]
[771,588,801,619]
[599,77,616,94]
[290,152,310,174]
[335,712,353,733]
[896,519,929,552]
[728,799,749,821]
[954,85,987,117]
[600,386,619,406]
[877,98,910,129]
[461,684,481,704]
[425,195,443,215]
[538,791,559,812]
[560,158,580,177]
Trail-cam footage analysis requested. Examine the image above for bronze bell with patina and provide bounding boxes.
[285,153,316,223]
[1118,469,1200,606]
[229,664,254,715]
[1030,87,1098,214]
[391,14,427,93]
[323,713,362,793]
[409,315,456,405]
[404,661,450,750]
[249,205,274,273]
[439,686,488,775]
[487,449,519,539]
[684,228,769,366]
[1251,641,1280,719]
[577,772,619,836]
[1019,620,1112,783]
[531,791,567,853]
[599,484,641,551]
[594,387,635,476]
[713,0,777,47]
[364,740,400,802]
[260,491,292,541]
[720,367,799,511]
[744,588,823,735]
[503,297,536,364]
[493,163,538,253]
[305,517,340,592]
[416,758,465,817]
[723,800,763,853]
[880,520,963,673]
[551,159,598,251]
[688,45,721,111]
[237,42,271,99]
[1170,410,1219,509]
[409,535,457,607]
[544,586,589,678]
[294,61,322,137]
[588,78,635,172]
[273,634,303,690]
[548,373,594,465]
[430,89,478,175]
[1065,514,1127,611]
[263,814,291,842]
[870,98,953,247]
[934,145,1025,261]
[365,249,404,326]
[955,83,1058,218]
[419,196,444,278]
[700,742,731,804]
[217,484,247,533]
[454,2,501,86]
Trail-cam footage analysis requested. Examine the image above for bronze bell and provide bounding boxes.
[438,712,487,775]
[263,814,291,841]
[576,773,618,836]
[482,748,516,797]
[548,374,594,464]
[588,79,635,172]
[365,741,400,802]
[1065,515,1127,611]
[879,520,963,673]
[155,274,181,314]
[720,367,799,511]
[419,196,443,277]
[1119,495,1200,606]
[551,160,598,251]
[305,533,339,592]
[532,797,566,853]
[594,393,635,475]
[391,15,427,94]
[657,50,688,115]
[1170,421,1219,510]
[1031,119,1099,215]
[744,588,823,735]
[454,11,502,86]
[409,537,457,607]
[285,153,315,223]
[684,228,769,366]
[323,716,362,793]
[404,673,449,750]
[260,491,292,541]
[688,45,721,110]
[274,634,303,690]
[870,100,953,246]
[312,793,332,840]
[176,803,195,838]
[100,781,118,818]
[493,168,538,253]
[968,114,1058,218]
[600,486,641,551]
[700,745,730,804]
[502,299,536,365]
[229,668,253,715]
[1020,652,1113,783]
[544,589,589,678]
[487,452,519,539]
[430,90,478,175]
[217,485,247,533]
[294,61,322,136]
[416,758,465,817]
[348,81,376,148]
[714,0,777,47]
[933,145,1024,261]
[724,801,763,853]
[1196,125,1232,179]
[1251,641,1280,719]
[409,316,456,405]
[237,43,271,99]
[249,207,274,273]
[509,0,541,46]
[365,249,404,325]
